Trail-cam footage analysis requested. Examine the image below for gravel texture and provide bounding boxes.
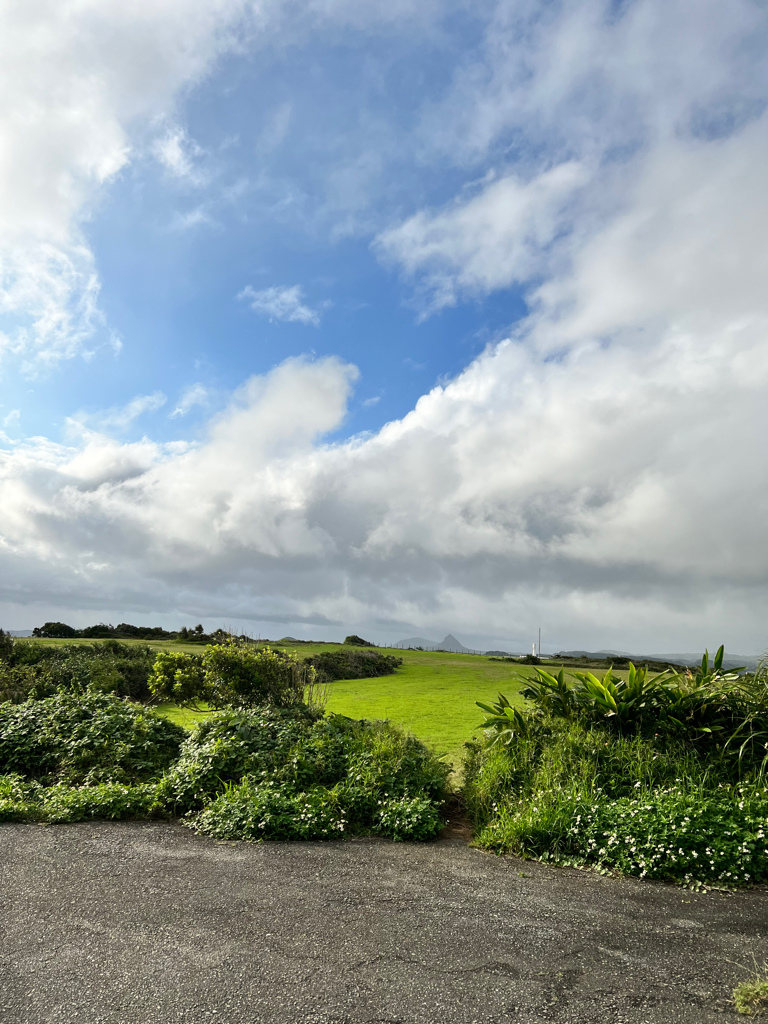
[1,820,766,1023]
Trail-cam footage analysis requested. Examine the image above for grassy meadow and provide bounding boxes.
[156,645,535,765]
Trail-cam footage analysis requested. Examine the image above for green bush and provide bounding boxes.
[159,704,322,813]
[0,692,186,785]
[484,649,768,774]
[40,781,163,823]
[150,639,315,710]
[343,634,374,647]
[303,648,402,682]
[193,779,348,840]
[0,640,158,703]
[463,700,768,885]
[563,785,768,885]
[0,773,41,821]
[161,706,450,841]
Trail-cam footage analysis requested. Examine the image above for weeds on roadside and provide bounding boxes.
[733,958,768,1016]
[465,648,768,885]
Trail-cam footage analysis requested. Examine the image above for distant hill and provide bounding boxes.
[554,649,759,671]
[395,633,475,653]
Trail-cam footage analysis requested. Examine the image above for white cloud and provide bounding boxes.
[170,384,210,418]
[238,284,326,326]
[376,162,588,312]
[1,0,768,653]
[77,391,167,432]
[153,125,206,183]
[0,0,250,368]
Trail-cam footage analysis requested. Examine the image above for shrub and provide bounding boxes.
[0,640,158,703]
[463,701,768,885]
[0,692,186,785]
[503,649,767,773]
[161,705,450,841]
[40,781,163,823]
[150,639,315,710]
[0,773,41,821]
[159,704,321,813]
[344,634,374,647]
[193,780,348,840]
[304,649,402,683]
[562,785,768,885]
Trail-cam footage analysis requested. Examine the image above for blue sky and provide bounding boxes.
[1,0,767,653]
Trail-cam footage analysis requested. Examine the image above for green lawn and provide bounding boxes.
[278,644,533,768]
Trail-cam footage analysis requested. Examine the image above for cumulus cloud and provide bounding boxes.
[376,162,588,312]
[238,284,326,326]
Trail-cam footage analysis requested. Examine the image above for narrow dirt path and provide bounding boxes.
[2,821,766,1023]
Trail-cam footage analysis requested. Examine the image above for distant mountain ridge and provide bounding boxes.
[556,649,759,670]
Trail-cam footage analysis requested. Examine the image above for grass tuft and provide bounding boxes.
[734,962,768,1016]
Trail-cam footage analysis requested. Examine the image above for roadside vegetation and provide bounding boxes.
[465,649,768,886]
[3,627,767,887]
[0,632,449,841]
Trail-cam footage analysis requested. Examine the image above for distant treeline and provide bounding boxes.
[32,621,226,643]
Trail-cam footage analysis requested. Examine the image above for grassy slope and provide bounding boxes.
[274,644,541,767]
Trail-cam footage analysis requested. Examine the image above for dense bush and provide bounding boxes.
[0,639,158,703]
[0,696,450,840]
[0,692,186,785]
[344,635,374,647]
[465,650,768,886]
[150,639,317,709]
[480,650,767,773]
[303,648,402,682]
[159,705,450,841]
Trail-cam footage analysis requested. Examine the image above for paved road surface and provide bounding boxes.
[2,821,766,1023]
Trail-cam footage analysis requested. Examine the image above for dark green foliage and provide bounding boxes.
[159,705,450,838]
[512,650,767,772]
[0,699,449,837]
[158,704,321,812]
[194,781,442,842]
[0,773,164,823]
[0,640,158,704]
[34,622,78,638]
[466,648,768,885]
[0,692,186,785]
[150,640,313,710]
[563,786,768,885]
[343,634,374,647]
[181,709,449,841]
[40,782,164,823]
[31,620,233,642]
[304,648,402,682]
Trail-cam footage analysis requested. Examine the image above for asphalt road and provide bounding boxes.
[1,821,766,1023]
